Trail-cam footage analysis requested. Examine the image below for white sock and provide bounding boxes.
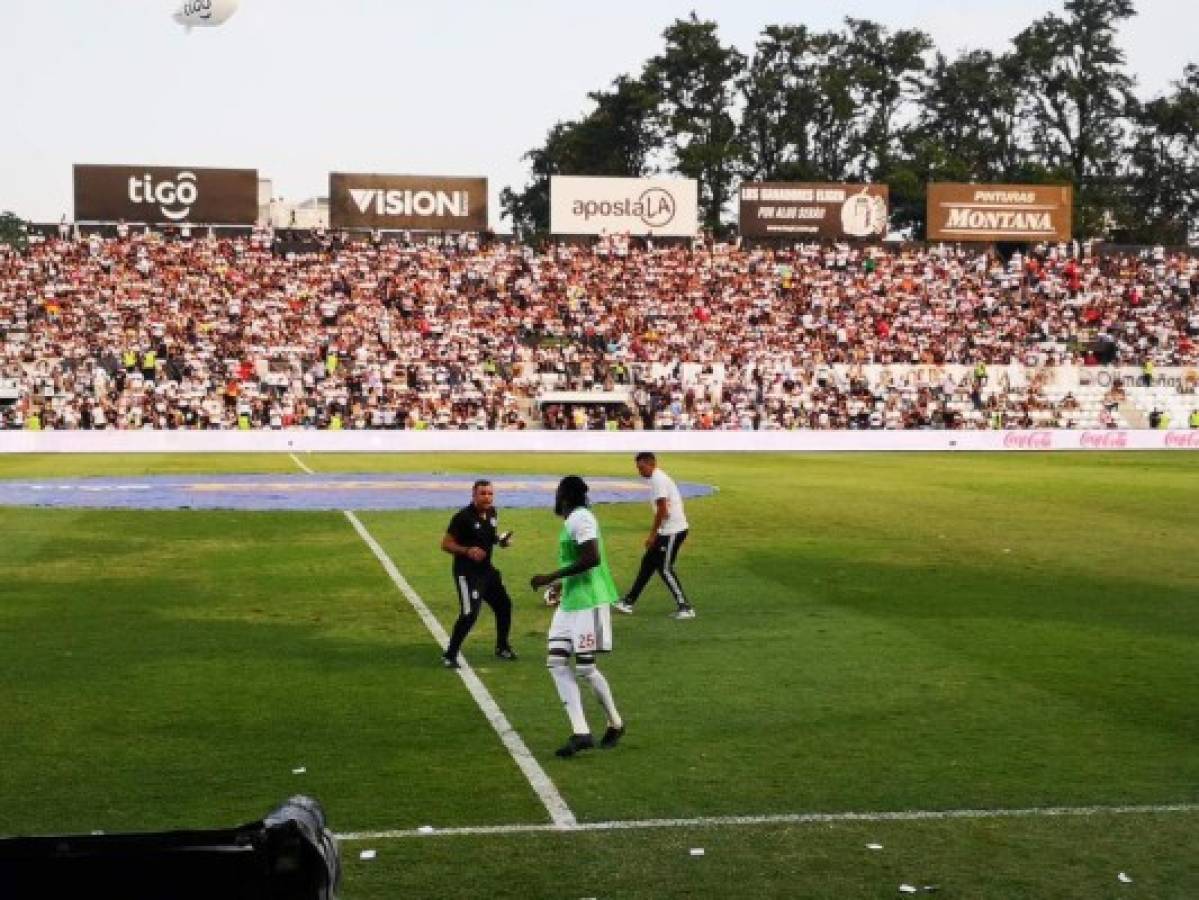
[548,658,589,734]
[579,664,622,729]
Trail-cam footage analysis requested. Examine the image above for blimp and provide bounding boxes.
[173,0,240,31]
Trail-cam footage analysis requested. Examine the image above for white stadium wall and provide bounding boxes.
[1,430,1197,454]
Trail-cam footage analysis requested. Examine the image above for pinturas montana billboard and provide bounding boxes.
[74,164,258,225]
[927,183,1073,242]
[329,173,488,231]
[550,176,699,237]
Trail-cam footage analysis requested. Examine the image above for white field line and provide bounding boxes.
[337,802,1199,841]
[288,452,315,474]
[342,510,578,829]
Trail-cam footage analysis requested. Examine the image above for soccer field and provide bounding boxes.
[1,452,1197,898]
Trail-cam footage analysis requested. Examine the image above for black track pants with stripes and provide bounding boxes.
[445,569,513,657]
[624,529,690,608]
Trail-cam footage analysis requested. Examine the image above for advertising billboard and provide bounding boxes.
[550,176,699,237]
[74,164,258,224]
[927,183,1073,242]
[328,173,488,231]
[739,182,889,239]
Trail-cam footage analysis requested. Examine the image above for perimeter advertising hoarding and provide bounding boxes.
[74,164,258,224]
[328,173,488,231]
[550,176,699,237]
[739,183,889,239]
[927,183,1073,242]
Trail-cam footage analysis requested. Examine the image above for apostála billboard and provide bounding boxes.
[329,173,488,231]
[927,183,1073,242]
[550,176,698,237]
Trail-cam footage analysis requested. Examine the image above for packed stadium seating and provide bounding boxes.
[1,231,1197,431]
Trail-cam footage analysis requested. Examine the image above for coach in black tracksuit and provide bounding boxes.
[440,479,517,668]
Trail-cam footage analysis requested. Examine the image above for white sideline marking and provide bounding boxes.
[288,452,315,474]
[336,802,1199,841]
[343,510,578,829]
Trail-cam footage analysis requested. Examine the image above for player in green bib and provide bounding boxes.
[531,476,625,758]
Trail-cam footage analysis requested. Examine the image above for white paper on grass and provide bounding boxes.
[359,850,377,861]
[899,886,918,895]
[292,767,307,775]
[1118,873,1133,884]
[690,848,705,857]
[867,843,884,850]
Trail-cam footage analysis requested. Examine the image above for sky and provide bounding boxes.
[4,0,1195,228]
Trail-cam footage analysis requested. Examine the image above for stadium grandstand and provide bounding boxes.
[2,231,1196,433]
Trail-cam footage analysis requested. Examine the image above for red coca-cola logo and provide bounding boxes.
[1164,432,1199,449]
[1003,431,1053,450]
[1080,431,1129,449]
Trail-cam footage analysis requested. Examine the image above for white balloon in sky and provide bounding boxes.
[173,0,240,32]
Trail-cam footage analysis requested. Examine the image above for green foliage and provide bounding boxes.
[501,76,662,239]
[0,211,28,250]
[644,14,747,231]
[505,2,1194,242]
[1012,0,1139,236]
[1120,65,1199,243]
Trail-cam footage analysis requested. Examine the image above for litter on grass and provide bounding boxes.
[1118,873,1133,884]
[359,850,376,861]
[690,848,705,857]
[292,767,307,775]
[866,843,884,850]
[899,886,917,894]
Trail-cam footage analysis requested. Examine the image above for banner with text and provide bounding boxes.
[739,182,888,239]
[2,430,1195,455]
[550,176,698,237]
[927,183,1073,242]
[329,173,488,230]
[74,164,258,225]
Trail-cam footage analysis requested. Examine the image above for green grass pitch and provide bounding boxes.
[0,452,1196,898]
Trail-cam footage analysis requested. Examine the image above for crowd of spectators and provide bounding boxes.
[1,229,1196,431]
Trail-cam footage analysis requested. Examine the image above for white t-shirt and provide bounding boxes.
[649,468,688,535]
[566,507,598,544]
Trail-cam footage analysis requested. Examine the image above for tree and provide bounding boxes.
[1013,0,1138,236]
[909,50,1027,181]
[0,212,28,250]
[1121,65,1199,243]
[581,76,663,177]
[645,14,746,230]
[500,75,662,239]
[737,25,858,182]
[840,18,931,178]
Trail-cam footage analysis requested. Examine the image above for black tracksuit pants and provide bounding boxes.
[625,530,690,608]
[445,569,513,657]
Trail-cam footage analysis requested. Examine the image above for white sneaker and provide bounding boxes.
[670,607,696,620]
[614,601,636,615]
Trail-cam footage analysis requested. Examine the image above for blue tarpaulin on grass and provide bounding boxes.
[0,473,715,512]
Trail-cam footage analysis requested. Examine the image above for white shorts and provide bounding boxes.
[548,605,613,655]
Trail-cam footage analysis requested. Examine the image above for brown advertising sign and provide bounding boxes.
[329,173,488,230]
[739,182,889,239]
[74,164,258,224]
[927,183,1073,242]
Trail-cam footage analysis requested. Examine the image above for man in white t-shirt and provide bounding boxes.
[614,452,695,619]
